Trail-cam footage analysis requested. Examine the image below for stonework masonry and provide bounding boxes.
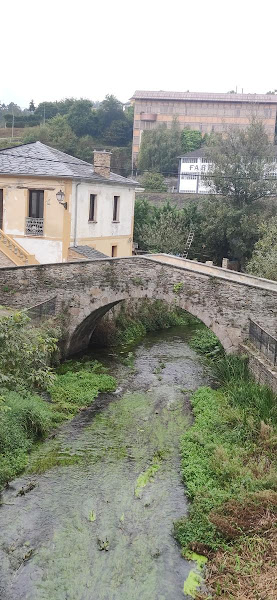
[0,256,277,357]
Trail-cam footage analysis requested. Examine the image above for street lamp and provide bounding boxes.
[56,189,67,210]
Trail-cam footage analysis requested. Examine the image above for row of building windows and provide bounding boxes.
[23,190,121,223]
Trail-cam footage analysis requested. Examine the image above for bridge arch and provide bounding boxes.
[66,289,237,356]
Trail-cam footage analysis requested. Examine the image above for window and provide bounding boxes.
[89,194,97,221]
[113,196,120,221]
[29,190,44,218]
[112,245,117,257]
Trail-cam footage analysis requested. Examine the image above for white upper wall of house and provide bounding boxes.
[70,181,135,242]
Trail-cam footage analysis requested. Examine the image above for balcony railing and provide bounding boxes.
[25,217,44,236]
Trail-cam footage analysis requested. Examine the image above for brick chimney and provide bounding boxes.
[93,150,112,178]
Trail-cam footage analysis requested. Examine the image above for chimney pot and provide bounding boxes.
[93,150,112,178]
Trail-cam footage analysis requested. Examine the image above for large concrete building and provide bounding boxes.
[131,90,277,167]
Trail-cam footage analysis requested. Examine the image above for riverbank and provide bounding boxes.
[176,329,277,599]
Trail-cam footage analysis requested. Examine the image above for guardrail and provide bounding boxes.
[249,319,277,366]
[25,296,57,321]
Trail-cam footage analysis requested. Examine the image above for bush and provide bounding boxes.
[0,312,59,391]
[0,390,55,488]
[140,172,167,192]
[189,328,223,357]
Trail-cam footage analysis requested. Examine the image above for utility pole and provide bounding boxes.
[11,107,14,139]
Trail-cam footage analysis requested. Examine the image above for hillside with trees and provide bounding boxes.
[0,95,134,175]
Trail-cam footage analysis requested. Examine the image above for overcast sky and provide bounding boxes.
[1,0,276,108]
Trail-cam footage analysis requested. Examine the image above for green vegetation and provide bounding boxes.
[135,453,164,498]
[0,312,59,390]
[206,119,277,207]
[247,216,277,280]
[0,313,116,490]
[49,362,116,416]
[0,96,133,175]
[135,121,277,268]
[175,326,277,599]
[137,122,207,174]
[189,328,223,358]
[114,300,196,346]
[0,390,56,488]
[140,171,167,191]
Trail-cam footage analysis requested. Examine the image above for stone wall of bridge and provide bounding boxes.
[0,256,276,356]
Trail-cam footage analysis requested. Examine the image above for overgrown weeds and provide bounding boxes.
[177,326,277,598]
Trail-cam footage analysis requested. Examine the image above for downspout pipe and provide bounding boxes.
[74,182,81,247]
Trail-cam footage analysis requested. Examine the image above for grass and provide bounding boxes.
[176,327,277,599]
[0,360,116,489]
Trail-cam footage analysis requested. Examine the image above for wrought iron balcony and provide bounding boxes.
[25,217,44,236]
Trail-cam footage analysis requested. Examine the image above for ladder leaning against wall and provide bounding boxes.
[182,229,194,259]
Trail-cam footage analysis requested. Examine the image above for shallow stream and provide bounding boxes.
[0,326,207,600]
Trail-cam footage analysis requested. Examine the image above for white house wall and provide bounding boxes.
[70,181,135,251]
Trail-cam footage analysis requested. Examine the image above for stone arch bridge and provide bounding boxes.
[0,254,277,356]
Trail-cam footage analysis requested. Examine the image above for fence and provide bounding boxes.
[25,296,57,321]
[249,319,277,366]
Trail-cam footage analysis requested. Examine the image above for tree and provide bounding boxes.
[138,204,187,254]
[29,100,35,112]
[35,102,59,121]
[138,122,182,174]
[103,119,132,146]
[181,128,203,153]
[67,99,99,137]
[246,218,277,280]
[206,120,277,207]
[140,172,167,191]
[23,115,77,155]
[97,95,124,131]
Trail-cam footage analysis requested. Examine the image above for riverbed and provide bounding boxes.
[0,326,207,600]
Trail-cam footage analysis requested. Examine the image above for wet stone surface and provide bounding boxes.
[0,327,207,600]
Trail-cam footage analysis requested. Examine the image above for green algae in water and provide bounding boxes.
[183,552,208,598]
[135,462,161,498]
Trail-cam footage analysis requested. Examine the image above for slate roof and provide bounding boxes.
[131,90,277,104]
[0,141,137,186]
[71,246,108,260]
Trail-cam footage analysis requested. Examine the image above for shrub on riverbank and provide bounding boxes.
[0,390,56,488]
[0,312,59,391]
[176,333,277,599]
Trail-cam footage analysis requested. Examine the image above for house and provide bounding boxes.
[0,142,137,266]
[178,147,277,194]
[131,90,277,167]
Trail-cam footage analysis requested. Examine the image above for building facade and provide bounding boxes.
[131,90,277,167]
[0,142,136,266]
[178,148,277,194]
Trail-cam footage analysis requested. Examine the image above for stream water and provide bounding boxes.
[0,326,207,600]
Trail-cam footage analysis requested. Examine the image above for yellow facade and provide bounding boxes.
[0,175,134,264]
